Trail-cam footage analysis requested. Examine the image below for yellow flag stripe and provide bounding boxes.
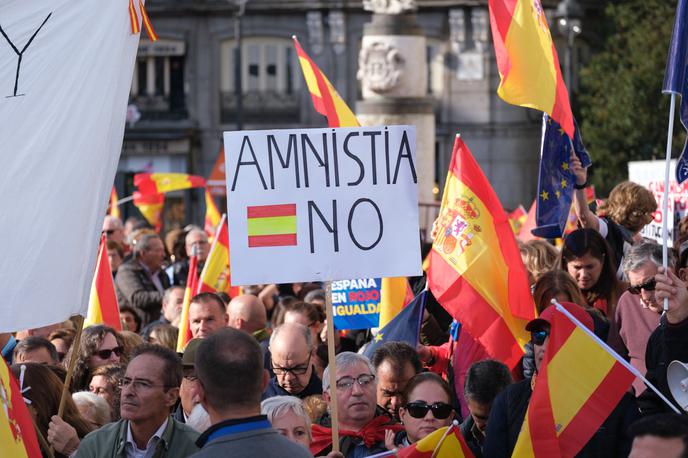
[247,215,296,236]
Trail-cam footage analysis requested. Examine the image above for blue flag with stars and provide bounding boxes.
[362,290,425,360]
[532,114,591,239]
[663,0,688,183]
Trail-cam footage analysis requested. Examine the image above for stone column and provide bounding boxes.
[356,0,435,210]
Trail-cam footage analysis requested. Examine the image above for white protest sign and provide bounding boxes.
[224,125,422,285]
[0,1,140,332]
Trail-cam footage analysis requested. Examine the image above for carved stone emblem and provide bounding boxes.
[362,0,416,15]
[357,42,405,93]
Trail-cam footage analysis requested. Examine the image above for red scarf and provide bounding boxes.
[310,415,403,455]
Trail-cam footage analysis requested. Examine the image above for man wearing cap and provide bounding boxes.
[173,338,203,424]
[483,302,637,458]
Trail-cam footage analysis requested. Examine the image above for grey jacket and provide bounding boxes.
[115,259,170,325]
[76,417,199,458]
[192,425,311,458]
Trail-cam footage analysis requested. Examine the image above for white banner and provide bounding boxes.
[0,1,140,331]
[225,126,422,284]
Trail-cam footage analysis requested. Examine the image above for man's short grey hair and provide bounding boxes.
[622,241,674,273]
[133,233,161,258]
[303,289,326,303]
[269,322,312,350]
[322,352,376,392]
[185,228,208,244]
[72,391,111,427]
[103,215,123,229]
[261,395,312,440]
[163,286,184,304]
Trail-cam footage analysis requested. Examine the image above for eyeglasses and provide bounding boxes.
[627,278,657,295]
[335,374,375,391]
[531,330,549,346]
[405,401,454,420]
[102,229,115,235]
[95,346,123,360]
[272,356,311,376]
[118,377,168,391]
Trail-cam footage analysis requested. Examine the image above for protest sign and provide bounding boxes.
[331,278,381,330]
[224,125,422,285]
[0,1,140,332]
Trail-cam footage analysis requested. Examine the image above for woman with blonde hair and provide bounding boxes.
[519,240,559,287]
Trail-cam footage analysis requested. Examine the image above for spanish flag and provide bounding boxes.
[133,191,164,232]
[176,254,199,352]
[247,203,297,247]
[398,424,475,458]
[204,189,222,242]
[512,303,635,457]
[293,36,359,128]
[488,0,574,138]
[0,358,41,458]
[427,135,535,369]
[85,235,122,330]
[108,186,121,220]
[199,215,241,298]
[134,172,206,196]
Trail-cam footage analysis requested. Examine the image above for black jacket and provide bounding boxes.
[261,369,322,400]
[115,259,171,326]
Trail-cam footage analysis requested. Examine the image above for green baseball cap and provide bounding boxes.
[181,338,203,367]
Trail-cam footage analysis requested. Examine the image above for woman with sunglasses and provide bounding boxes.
[387,372,455,449]
[63,325,126,392]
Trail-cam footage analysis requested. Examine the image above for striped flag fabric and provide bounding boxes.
[293,36,359,128]
[133,191,165,232]
[247,203,297,247]
[488,0,574,138]
[85,235,121,330]
[199,215,241,298]
[176,254,199,352]
[512,303,636,457]
[428,135,536,369]
[0,358,41,458]
[398,424,475,458]
[204,189,222,242]
[134,172,206,196]
[108,186,121,220]
[378,277,415,328]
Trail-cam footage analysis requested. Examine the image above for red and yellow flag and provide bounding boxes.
[428,135,535,369]
[518,199,538,242]
[293,36,359,128]
[176,255,199,352]
[247,203,297,247]
[204,189,222,242]
[199,215,241,298]
[108,186,121,220]
[488,0,574,138]
[508,205,527,235]
[512,305,635,457]
[207,148,227,197]
[133,191,164,232]
[398,425,475,458]
[85,235,122,330]
[378,277,415,328]
[0,358,41,458]
[134,173,206,196]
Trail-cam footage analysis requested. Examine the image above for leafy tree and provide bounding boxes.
[578,0,685,194]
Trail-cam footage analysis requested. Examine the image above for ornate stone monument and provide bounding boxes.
[356,0,436,209]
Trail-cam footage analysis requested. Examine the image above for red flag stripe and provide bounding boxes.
[248,234,297,247]
[247,204,296,218]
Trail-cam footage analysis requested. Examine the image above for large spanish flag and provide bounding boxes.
[199,215,241,298]
[512,304,636,457]
[293,36,359,128]
[398,425,475,458]
[427,135,535,368]
[134,172,206,196]
[204,189,222,242]
[176,254,199,352]
[85,235,122,330]
[488,0,574,138]
[133,191,165,232]
[0,358,41,458]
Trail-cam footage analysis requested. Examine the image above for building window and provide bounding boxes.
[427,39,446,97]
[130,39,187,120]
[220,37,301,123]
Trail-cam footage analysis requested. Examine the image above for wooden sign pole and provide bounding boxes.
[324,281,340,453]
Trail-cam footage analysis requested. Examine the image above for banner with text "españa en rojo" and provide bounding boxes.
[428,135,535,369]
[224,126,421,285]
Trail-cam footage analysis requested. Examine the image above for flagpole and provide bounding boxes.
[662,93,677,313]
[554,301,681,414]
[324,280,340,453]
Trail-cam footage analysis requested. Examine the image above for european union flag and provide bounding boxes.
[363,290,425,359]
[531,114,591,239]
[663,0,688,183]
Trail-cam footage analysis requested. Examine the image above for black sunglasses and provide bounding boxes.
[102,229,115,235]
[531,330,549,346]
[405,401,454,420]
[627,278,656,295]
[95,346,123,359]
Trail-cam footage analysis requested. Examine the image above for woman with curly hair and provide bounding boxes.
[62,325,125,392]
[88,363,123,421]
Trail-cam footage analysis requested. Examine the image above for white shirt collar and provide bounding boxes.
[125,418,168,458]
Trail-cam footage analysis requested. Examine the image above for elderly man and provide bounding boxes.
[142,286,185,336]
[370,342,421,421]
[192,328,311,457]
[173,339,203,425]
[102,215,126,246]
[262,323,321,400]
[311,352,400,457]
[115,233,170,326]
[608,241,666,396]
[76,345,199,457]
[169,229,209,287]
[189,293,228,339]
[227,294,269,342]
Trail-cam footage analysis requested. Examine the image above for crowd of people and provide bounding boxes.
[3,175,688,457]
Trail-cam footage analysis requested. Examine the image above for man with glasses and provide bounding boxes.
[311,352,401,457]
[263,323,322,400]
[77,345,199,457]
[608,242,667,397]
[173,338,203,425]
[169,229,210,287]
[102,215,126,246]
